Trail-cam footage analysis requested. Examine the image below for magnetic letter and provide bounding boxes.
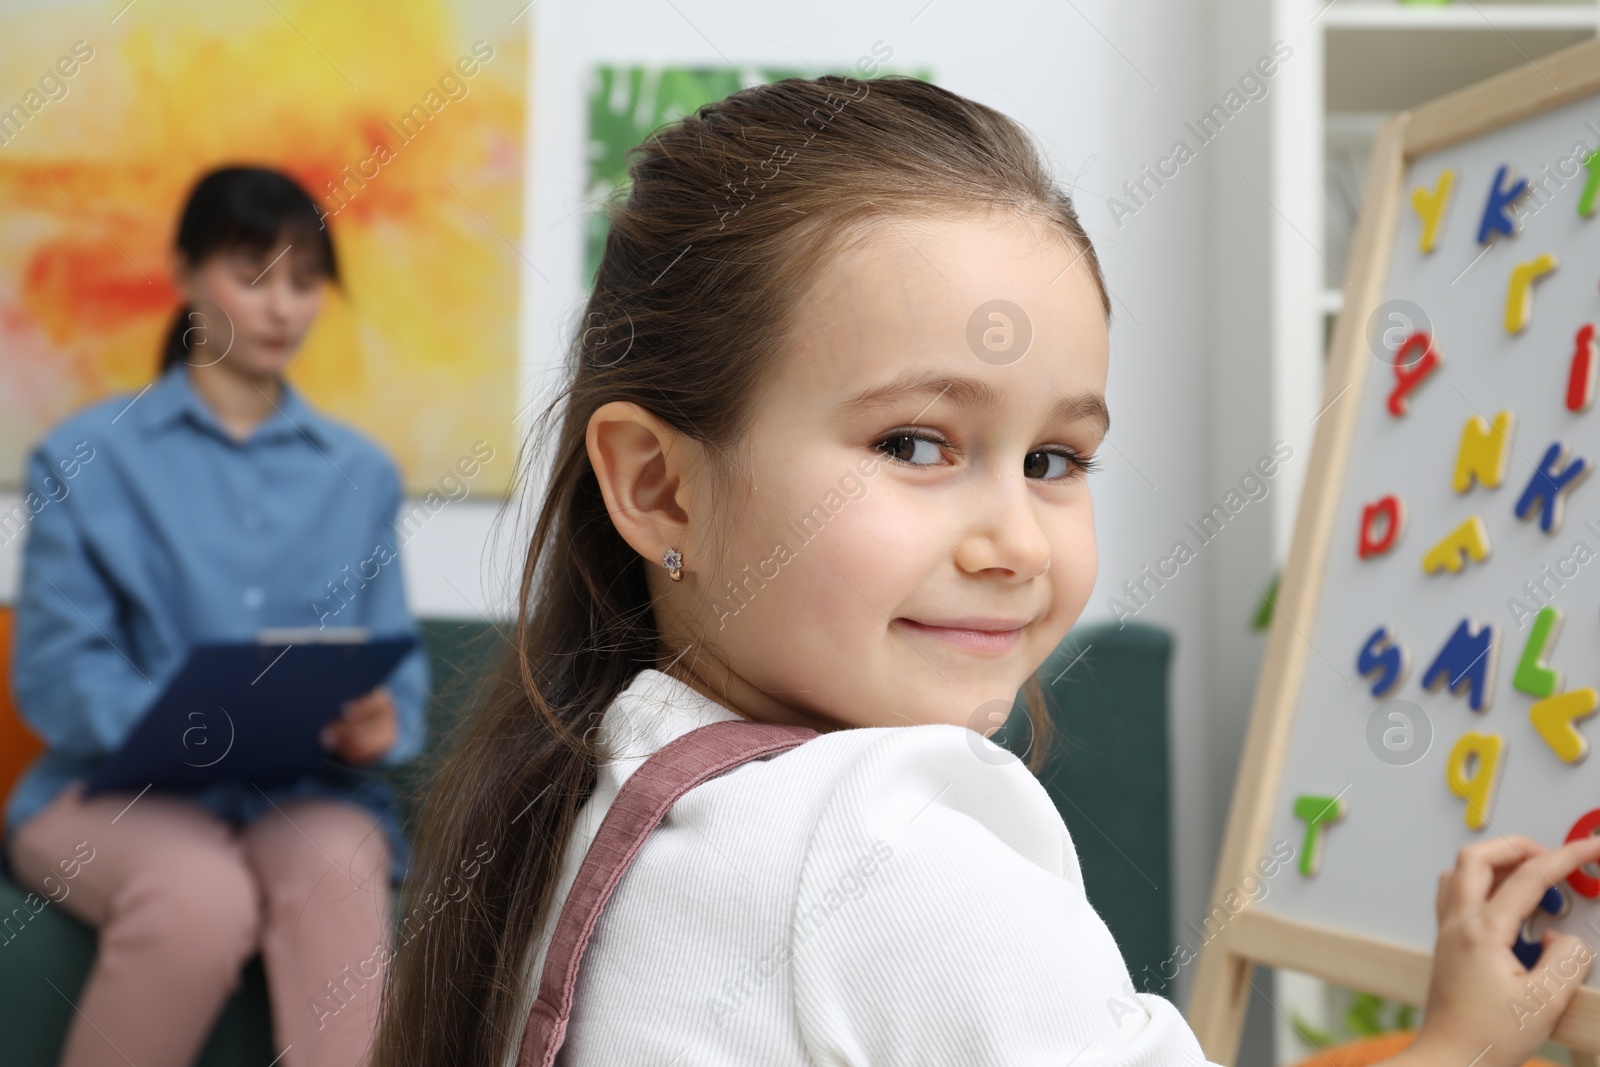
[1567,324,1597,413]
[1515,442,1590,535]
[1453,412,1514,493]
[1580,149,1600,219]
[1478,163,1529,244]
[1504,254,1557,334]
[1292,794,1347,877]
[1358,496,1405,558]
[1513,606,1563,698]
[1387,332,1441,417]
[1530,688,1599,764]
[1412,169,1455,253]
[1446,732,1504,830]
[1357,626,1408,698]
[1566,809,1600,897]
[1422,617,1499,713]
[1422,515,1491,575]
[1512,886,1568,968]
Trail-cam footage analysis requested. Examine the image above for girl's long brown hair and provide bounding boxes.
[372,73,1111,1067]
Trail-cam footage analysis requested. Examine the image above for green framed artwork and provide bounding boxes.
[583,61,934,287]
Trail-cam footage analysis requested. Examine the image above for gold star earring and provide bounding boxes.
[661,547,684,581]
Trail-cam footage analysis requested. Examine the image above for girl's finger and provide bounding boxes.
[1448,835,1546,911]
[1485,836,1600,940]
[1486,861,1529,901]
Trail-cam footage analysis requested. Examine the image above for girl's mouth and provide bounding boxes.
[894,617,1024,655]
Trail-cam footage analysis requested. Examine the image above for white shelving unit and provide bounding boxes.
[1322,1,1600,26]
[1320,1,1598,315]
[1261,2,1598,1063]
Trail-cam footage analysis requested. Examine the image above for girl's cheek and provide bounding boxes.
[1055,526,1099,617]
[817,497,915,576]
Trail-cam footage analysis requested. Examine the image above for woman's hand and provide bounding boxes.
[320,686,397,766]
[1399,834,1600,1067]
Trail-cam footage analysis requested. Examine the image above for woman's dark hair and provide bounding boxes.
[372,74,1110,1067]
[159,165,338,372]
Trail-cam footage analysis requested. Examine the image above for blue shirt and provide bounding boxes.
[3,363,430,885]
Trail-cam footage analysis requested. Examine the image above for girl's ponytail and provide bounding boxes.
[372,73,1107,1067]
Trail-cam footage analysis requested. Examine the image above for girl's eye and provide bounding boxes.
[1024,448,1100,482]
[874,430,1100,483]
[875,430,945,467]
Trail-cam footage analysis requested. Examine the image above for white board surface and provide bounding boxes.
[1256,89,1600,965]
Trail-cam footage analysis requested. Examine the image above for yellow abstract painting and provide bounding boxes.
[0,0,525,494]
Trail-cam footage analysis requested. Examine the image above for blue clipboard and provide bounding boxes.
[82,631,417,796]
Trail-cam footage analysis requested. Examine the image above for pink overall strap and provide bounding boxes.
[516,718,818,1067]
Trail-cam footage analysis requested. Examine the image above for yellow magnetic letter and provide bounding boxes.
[1453,411,1514,493]
[1505,254,1558,334]
[1422,515,1491,574]
[1446,731,1504,830]
[1530,688,1600,763]
[1412,169,1455,254]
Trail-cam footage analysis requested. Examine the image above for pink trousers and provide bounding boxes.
[5,780,392,1067]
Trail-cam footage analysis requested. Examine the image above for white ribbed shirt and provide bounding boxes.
[503,668,1218,1067]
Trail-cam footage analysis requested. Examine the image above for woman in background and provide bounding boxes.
[2,166,430,1067]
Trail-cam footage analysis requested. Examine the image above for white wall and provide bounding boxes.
[1197,0,1299,1058]
[1,4,1284,1058]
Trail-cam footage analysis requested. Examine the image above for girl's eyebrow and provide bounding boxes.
[838,371,1110,437]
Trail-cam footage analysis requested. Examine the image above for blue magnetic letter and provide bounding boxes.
[1422,618,1497,712]
[1515,442,1590,534]
[1357,626,1405,698]
[1478,164,1530,244]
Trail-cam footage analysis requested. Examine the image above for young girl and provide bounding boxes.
[3,166,430,1067]
[373,75,1600,1067]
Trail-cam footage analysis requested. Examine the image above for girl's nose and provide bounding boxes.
[953,475,1053,579]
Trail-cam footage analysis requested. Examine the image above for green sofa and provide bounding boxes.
[1024,623,1176,999]
[0,619,1172,1063]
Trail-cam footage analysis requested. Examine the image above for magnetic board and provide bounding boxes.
[1189,37,1600,1064]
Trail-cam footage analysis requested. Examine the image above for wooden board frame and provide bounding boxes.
[1187,35,1600,1065]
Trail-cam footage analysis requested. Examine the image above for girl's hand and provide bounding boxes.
[1402,835,1600,1067]
[320,686,397,766]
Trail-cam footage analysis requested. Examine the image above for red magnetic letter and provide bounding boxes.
[1359,495,1404,559]
[1567,807,1600,897]
[1388,332,1441,418]
[1567,323,1597,413]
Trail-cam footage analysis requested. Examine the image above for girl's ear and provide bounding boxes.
[585,400,704,563]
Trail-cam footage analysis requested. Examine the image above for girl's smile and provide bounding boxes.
[891,616,1029,656]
